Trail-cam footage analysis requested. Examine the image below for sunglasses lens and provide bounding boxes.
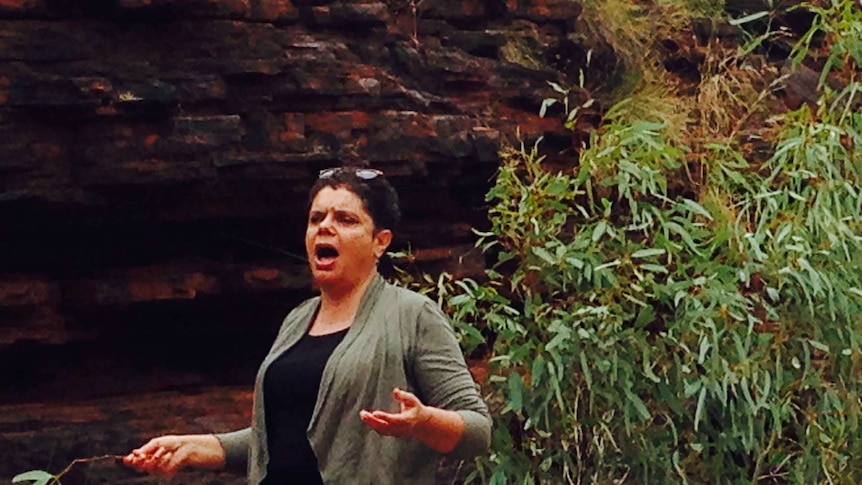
[318,168,382,180]
[356,169,381,180]
[318,168,337,179]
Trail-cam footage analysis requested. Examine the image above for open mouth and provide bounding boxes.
[315,244,339,264]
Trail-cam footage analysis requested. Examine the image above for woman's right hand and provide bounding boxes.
[123,434,226,477]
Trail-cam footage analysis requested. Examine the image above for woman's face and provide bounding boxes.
[305,186,392,293]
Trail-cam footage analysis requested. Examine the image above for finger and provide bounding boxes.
[361,410,394,429]
[367,420,410,437]
[163,448,190,475]
[360,410,388,423]
[393,387,417,401]
[371,411,412,426]
[122,454,147,472]
[137,449,171,476]
[392,388,421,411]
[136,457,159,475]
[135,439,166,455]
[150,451,180,477]
[368,410,400,423]
[151,447,169,461]
[155,451,174,475]
[125,451,151,463]
[366,410,416,435]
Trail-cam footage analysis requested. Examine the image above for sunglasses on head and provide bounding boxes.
[318,167,383,180]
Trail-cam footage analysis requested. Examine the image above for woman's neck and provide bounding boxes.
[313,271,378,333]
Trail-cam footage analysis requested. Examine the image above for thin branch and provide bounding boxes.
[48,455,124,485]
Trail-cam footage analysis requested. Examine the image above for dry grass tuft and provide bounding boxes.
[694,40,783,141]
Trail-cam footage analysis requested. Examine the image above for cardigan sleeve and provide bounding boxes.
[411,300,492,459]
[213,427,250,472]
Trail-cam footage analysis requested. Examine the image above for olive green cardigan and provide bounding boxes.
[215,275,491,484]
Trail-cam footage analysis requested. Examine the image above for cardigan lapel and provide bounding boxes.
[260,297,320,370]
[307,273,386,430]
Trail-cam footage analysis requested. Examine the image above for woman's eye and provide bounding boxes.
[309,213,323,223]
[338,214,358,224]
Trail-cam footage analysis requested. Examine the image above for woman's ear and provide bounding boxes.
[373,229,393,258]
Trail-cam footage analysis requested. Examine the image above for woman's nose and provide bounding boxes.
[318,213,335,231]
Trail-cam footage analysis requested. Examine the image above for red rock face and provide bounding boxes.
[0,388,252,484]
[0,0,582,482]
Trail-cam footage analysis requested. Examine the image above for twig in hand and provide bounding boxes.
[50,455,125,484]
[13,455,124,485]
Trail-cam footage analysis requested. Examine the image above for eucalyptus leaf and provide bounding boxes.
[12,471,54,485]
[631,248,666,259]
[508,372,526,414]
[624,389,651,421]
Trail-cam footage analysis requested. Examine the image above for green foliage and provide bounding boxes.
[10,456,120,485]
[792,0,862,83]
[444,114,862,483]
[12,471,55,485]
[399,3,862,483]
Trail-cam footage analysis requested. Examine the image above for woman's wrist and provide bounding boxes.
[201,434,227,469]
[410,407,464,454]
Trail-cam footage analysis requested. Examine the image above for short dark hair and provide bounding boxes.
[308,167,401,232]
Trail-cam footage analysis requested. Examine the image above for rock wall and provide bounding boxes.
[0,0,581,482]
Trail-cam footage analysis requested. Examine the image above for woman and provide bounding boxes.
[124,166,491,484]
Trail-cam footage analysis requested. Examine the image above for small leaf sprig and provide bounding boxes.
[12,455,124,485]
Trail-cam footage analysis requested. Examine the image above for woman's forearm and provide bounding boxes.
[410,406,465,454]
[123,434,226,476]
[213,427,250,471]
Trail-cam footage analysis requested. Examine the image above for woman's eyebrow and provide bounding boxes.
[309,209,363,218]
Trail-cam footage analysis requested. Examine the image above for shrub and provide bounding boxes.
[401,2,862,483]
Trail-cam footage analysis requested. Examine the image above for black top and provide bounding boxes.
[262,327,349,485]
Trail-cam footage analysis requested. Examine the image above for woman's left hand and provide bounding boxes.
[359,388,432,437]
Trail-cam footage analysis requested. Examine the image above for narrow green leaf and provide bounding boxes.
[759,372,771,406]
[594,259,621,272]
[680,199,713,220]
[665,221,701,254]
[547,81,567,94]
[539,98,557,118]
[642,264,668,274]
[631,248,666,259]
[641,347,661,383]
[697,337,710,365]
[635,306,656,327]
[13,471,55,485]
[684,379,702,398]
[547,361,567,414]
[766,287,780,301]
[532,247,556,264]
[592,221,608,242]
[579,351,593,390]
[531,354,546,387]
[808,339,830,353]
[546,330,569,351]
[694,387,707,432]
[847,40,862,67]
[448,294,471,306]
[674,290,687,307]
[508,372,525,414]
[774,223,792,245]
[545,177,568,196]
[729,11,769,26]
[624,388,651,421]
